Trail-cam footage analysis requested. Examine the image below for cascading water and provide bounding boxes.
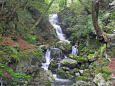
[0,78,3,86]
[72,45,78,56]
[49,14,69,42]
[42,49,51,70]
[42,14,78,84]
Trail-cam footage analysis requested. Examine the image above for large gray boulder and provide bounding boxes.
[50,48,64,60]
[60,58,78,68]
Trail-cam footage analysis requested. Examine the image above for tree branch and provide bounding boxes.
[31,0,55,30]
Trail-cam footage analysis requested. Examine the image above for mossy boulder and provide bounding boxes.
[69,54,88,63]
[60,58,78,68]
[75,76,87,81]
[55,41,72,54]
[48,60,58,73]
[39,44,49,51]
[56,69,68,79]
[69,68,79,75]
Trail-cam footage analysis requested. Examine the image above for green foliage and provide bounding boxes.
[29,48,43,62]
[27,0,47,13]
[24,35,37,43]
[0,63,31,85]
[102,68,112,75]
[8,68,31,81]
[75,76,87,81]
[0,26,3,33]
[37,72,43,78]
[0,46,19,62]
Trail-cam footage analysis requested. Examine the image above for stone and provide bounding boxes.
[56,69,68,79]
[93,73,112,86]
[79,70,84,74]
[75,81,89,86]
[62,67,70,71]
[55,40,72,54]
[60,58,78,68]
[48,60,58,73]
[39,44,49,50]
[50,48,64,60]
[75,73,80,76]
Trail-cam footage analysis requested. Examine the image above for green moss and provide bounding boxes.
[83,70,90,77]
[56,41,72,53]
[75,76,87,81]
[77,56,87,62]
[102,73,111,81]
[102,68,112,75]
[29,48,43,62]
[56,69,68,79]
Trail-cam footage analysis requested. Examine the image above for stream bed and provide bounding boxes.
[41,14,78,85]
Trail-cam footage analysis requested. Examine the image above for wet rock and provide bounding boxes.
[79,70,84,74]
[75,73,80,76]
[62,67,70,71]
[56,69,68,79]
[48,60,58,73]
[55,41,72,54]
[60,58,78,69]
[39,44,49,51]
[70,68,79,75]
[50,48,64,60]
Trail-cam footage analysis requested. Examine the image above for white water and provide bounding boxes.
[53,74,70,82]
[42,49,51,70]
[0,78,3,86]
[49,14,78,56]
[72,45,78,56]
[49,14,69,42]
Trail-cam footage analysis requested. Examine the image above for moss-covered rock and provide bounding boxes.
[88,54,96,62]
[60,58,78,68]
[69,54,88,63]
[55,41,72,54]
[56,69,68,79]
[75,76,87,81]
[39,44,50,51]
[69,68,79,75]
[48,60,58,73]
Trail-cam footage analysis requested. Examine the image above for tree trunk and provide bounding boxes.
[92,0,109,42]
[31,0,55,30]
[92,0,115,42]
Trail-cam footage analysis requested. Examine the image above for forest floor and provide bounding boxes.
[0,37,35,54]
[106,58,115,76]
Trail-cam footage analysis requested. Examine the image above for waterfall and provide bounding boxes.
[72,45,78,56]
[0,78,3,86]
[42,49,51,70]
[49,14,69,42]
[49,14,78,56]
[42,14,78,83]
